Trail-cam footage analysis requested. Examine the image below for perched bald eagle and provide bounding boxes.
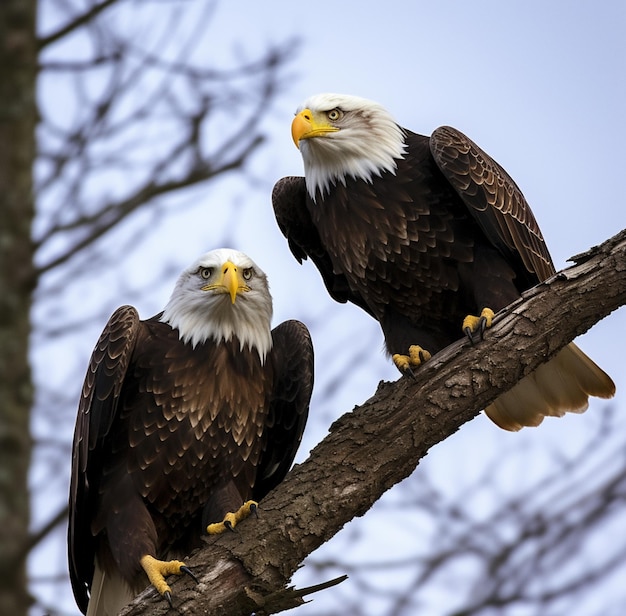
[272,93,614,431]
[68,248,314,615]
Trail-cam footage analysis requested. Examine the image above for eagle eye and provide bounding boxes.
[242,268,253,281]
[199,267,212,279]
[327,108,343,121]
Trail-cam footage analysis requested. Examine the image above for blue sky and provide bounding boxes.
[33,1,626,613]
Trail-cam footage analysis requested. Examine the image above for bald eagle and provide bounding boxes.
[68,248,314,615]
[272,93,614,431]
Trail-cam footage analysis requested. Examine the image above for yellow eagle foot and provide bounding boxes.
[462,308,495,344]
[206,500,258,535]
[140,554,198,607]
[393,345,432,377]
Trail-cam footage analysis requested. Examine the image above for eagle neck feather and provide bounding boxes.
[301,118,406,202]
[160,294,273,364]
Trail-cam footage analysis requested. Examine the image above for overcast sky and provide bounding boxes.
[34,2,625,614]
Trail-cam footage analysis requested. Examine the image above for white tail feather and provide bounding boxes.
[86,560,134,616]
[485,343,615,431]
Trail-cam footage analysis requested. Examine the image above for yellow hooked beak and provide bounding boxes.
[202,261,247,304]
[291,108,339,148]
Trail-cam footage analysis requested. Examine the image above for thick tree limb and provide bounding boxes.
[121,228,626,616]
[0,1,37,614]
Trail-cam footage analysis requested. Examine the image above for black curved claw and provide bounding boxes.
[479,316,489,338]
[180,566,198,584]
[224,520,236,533]
[400,363,417,380]
[249,502,259,519]
[164,590,173,608]
[464,327,475,345]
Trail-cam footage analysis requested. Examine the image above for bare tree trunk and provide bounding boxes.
[0,1,37,614]
[120,229,626,615]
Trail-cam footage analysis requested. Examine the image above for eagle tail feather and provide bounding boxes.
[86,560,134,616]
[485,343,615,431]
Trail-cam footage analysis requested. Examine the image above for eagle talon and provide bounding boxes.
[462,308,494,343]
[139,555,188,604]
[393,345,431,376]
[392,354,416,378]
[180,566,198,584]
[164,590,173,608]
[206,500,259,535]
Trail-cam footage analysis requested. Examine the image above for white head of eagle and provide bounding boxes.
[292,93,406,200]
[160,248,273,362]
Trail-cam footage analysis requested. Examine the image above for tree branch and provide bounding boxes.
[35,133,265,275]
[121,228,626,615]
[37,0,119,51]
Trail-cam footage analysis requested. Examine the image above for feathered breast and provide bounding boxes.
[109,318,272,517]
[308,133,476,322]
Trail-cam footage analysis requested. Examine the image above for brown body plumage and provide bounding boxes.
[276,127,546,354]
[68,249,313,615]
[273,93,614,430]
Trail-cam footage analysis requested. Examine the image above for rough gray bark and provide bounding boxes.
[121,229,626,615]
[0,1,37,614]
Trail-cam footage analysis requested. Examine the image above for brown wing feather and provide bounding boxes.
[272,177,376,317]
[254,319,314,500]
[430,126,555,281]
[68,305,140,613]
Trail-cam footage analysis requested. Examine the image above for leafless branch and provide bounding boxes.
[38,0,121,50]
